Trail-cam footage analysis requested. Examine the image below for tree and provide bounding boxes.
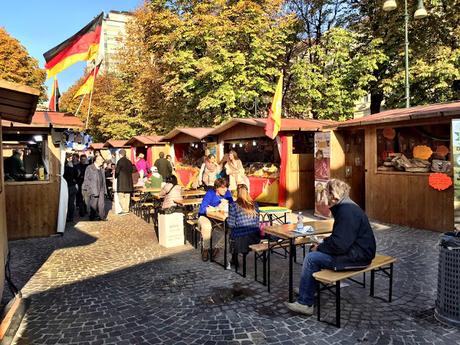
[59,72,151,141]
[287,28,385,120]
[0,27,46,99]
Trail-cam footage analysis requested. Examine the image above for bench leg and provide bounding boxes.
[254,253,258,282]
[267,245,271,293]
[389,263,393,302]
[370,269,375,297]
[316,281,321,322]
[363,272,366,288]
[243,253,247,278]
[336,280,341,328]
[262,251,267,286]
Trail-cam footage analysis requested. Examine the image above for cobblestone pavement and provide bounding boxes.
[5,207,460,345]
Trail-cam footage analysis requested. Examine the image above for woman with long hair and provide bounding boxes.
[225,150,246,193]
[227,184,260,268]
[199,154,220,190]
[159,175,182,212]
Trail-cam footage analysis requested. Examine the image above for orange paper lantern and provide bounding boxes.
[383,127,396,140]
[429,173,452,191]
[413,145,433,160]
[435,145,449,157]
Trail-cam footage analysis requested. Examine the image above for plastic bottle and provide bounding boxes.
[296,212,303,230]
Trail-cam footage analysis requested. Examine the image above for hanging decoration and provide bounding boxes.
[61,130,93,150]
[383,127,396,140]
[413,145,433,160]
[429,173,452,191]
[435,145,449,158]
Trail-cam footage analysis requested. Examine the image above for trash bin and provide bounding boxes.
[435,232,460,327]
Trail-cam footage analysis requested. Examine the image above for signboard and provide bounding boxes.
[452,119,460,229]
[314,132,331,218]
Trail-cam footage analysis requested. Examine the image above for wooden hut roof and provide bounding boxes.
[89,143,105,150]
[2,111,84,129]
[209,118,336,135]
[103,139,129,148]
[326,101,460,129]
[161,127,214,141]
[125,135,164,146]
[0,79,40,124]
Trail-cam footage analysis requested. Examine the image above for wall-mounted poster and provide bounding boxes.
[314,132,331,218]
[452,119,460,229]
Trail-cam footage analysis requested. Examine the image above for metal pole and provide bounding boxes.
[75,94,86,116]
[254,97,258,117]
[404,0,410,108]
[85,67,98,130]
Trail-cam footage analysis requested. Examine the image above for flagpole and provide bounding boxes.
[85,64,98,130]
[75,94,86,116]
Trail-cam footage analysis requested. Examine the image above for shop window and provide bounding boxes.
[293,132,315,154]
[2,133,49,182]
[377,124,451,173]
[224,138,280,179]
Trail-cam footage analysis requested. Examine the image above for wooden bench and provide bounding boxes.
[313,254,396,328]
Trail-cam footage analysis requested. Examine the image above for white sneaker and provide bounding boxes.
[285,301,314,316]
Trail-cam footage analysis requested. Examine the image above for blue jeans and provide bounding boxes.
[298,251,334,306]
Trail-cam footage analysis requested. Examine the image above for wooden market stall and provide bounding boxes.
[210,118,335,210]
[0,79,39,308]
[103,139,131,160]
[326,101,460,232]
[160,128,214,188]
[125,135,168,168]
[2,111,84,239]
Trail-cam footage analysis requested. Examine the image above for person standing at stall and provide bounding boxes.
[154,152,173,180]
[64,155,79,222]
[76,154,89,216]
[83,155,107,221]
[115,149,134,215]
[135,153,149,182]
[199,154,220,190]
[225,150,247,194]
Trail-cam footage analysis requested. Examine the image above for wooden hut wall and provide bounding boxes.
[284,136,315,210]
[0,127,7,299]
[330,130,366,209]
[364,124,453,232]
[5,136,61,239]
[151,144,169,162]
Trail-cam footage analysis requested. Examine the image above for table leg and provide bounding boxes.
[289,238,294,303]
[209,223,213,263]
[223,221,228,270]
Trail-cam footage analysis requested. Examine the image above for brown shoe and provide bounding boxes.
[212,248,220,259]
[201,249,209,262]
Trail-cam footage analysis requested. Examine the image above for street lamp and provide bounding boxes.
[383,0,428,108]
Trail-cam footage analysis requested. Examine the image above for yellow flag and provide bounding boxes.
[73,63,100,98]
[265,74,283,139]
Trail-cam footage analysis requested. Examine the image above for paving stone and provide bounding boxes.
[3,208,460,345]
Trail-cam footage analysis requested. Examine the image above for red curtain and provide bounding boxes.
[147,146,153,170]
[130,147,136,163]
[278,135,288,206]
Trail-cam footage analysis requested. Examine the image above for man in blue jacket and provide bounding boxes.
[286,179,376,315]
[198,178,233,261]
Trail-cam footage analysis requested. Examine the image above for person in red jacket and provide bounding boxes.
[286,179,376,316]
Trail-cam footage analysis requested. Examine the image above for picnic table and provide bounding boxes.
[264,219,334,302]
[174,198,203,207]
[206,210,229,269]
[259,206,292,225]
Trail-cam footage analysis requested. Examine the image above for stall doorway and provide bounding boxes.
[344,130,365,209]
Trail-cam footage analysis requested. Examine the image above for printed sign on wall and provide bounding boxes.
[314,132,331,218]
[452,119,460,229]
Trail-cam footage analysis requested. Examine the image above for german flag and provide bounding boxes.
[48,77,61,111]
[43,13,103,78]
[73,62,101,98]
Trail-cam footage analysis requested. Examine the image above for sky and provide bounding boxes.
[0,0,142,94]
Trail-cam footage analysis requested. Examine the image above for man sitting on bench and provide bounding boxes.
[286,179,376,316]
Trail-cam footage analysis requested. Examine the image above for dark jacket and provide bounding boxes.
[154,158,173,179]
[63,164,79,188]
[115,156,134,193]
[82,164,106,197]
[76,163,88,186]
[317,197,376,271]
